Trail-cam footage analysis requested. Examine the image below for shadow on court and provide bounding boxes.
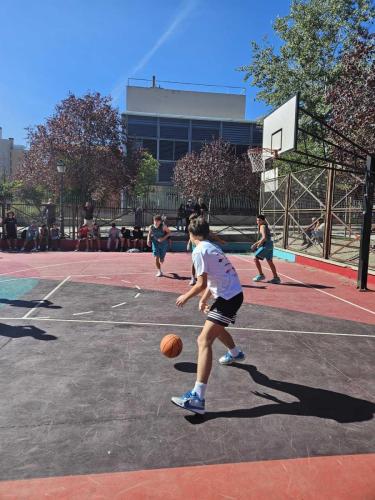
[0,324,57,341]
[278,283,335,289]
[0,299,61,309]
[175,363,375,425]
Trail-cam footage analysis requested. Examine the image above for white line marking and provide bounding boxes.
[0,275,66,283]
[22,276,71,319]
[121,280,131,284]
[72,311,94,316]
[134,293,140,298]
[233,256,375,316]
[0,316,373,338]
[98,276,110,279]
[111,302,127,309]
[135,285,141,290]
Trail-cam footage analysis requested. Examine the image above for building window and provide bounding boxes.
[160,118,189,140]
[142,139,157,157]
[191,141,203,153]
[127,116,157,138]
[174,141,189,160]
[158,161,175,183]
[159,140,174,160]
[192,120,220,141]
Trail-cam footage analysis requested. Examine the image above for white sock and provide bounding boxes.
[193,381,207,400]
[229,346,240,357]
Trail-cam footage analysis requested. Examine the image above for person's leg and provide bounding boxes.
[155,256,161,270]
[189,263,196,285]
[267,259,278,278]
[196,321,223,384]
[254,257,263,275]
[107,238,111,250]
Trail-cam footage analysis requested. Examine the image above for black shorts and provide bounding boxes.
[207,292,243,327]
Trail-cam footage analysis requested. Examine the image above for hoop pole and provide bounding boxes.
[357,155,375,290]
[283,173,292,249]
[323,166,335,259]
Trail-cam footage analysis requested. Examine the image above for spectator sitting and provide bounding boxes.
[107,223,120,251]
[132,226,144,251]
[50,223,60,251]
[176,204,186,232]
[90,222,101,252]
[4,211,18,251]
[75,223,89,251]
[120,226,131,251]
[21,222,39,252]
[312,218,325,243]
[39,224,49,251]
[194,197,208,218]
[301,217,317,248]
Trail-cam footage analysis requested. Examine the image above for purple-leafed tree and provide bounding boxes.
[18,92,142,201]
[173,139,260,201]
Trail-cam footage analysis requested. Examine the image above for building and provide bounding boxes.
[0,127,26,179]
[123,79,262,184]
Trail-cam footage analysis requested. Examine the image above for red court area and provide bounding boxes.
[0,251,374,325]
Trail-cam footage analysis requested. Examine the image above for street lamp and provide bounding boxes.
[56,160,66,237]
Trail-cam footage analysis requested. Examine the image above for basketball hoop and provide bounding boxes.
[247,147,278,173]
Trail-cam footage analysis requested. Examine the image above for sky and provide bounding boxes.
[0,0,292,146]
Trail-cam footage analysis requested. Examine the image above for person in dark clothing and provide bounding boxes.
[185,200,196,232]
[83,202,94,229]
[42,199,56,227]
[4,211,18,251]
[176,204,186,232]
[120,226,131,251]
[39,224,49,251]
[194,198,208,218]
[133,226,144,251]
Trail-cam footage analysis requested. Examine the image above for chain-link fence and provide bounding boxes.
[260,167,374,270]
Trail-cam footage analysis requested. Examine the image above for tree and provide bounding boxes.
[17,92,141,202]
[327,33,375,155]
[173,140,260,201]
[133,151,158,198]
[240,0,374,115]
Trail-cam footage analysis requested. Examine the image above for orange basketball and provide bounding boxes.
[160,334,183,358]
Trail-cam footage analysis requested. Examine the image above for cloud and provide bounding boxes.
[111,0,197,104]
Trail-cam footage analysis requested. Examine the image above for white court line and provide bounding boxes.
[98,276,110,279]
[0,275,66,284]
[111,302,127,309]
[134,293,140,298]
[121,280,131,284]
[0,316,373,338]
[72,311,94,316]
[22,276,71,319]
[233,255,375,316]
[135,285,141,290]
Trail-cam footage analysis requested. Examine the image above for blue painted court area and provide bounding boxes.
[0,278,40,308]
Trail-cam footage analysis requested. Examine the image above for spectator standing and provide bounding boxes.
[107,223,120,251]
[176,204,186,232]
[133,226,144,251]
[50,223,60,251]
[4,211,18,251]
[120,226,131,251]
[185,199,196,232]
[83,202,94,229]
[75,224,89,251]
[194,197,208,218]
[42,199,56,228]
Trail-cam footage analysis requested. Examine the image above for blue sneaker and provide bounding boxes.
[171,390,205,415]
[253,274,265,282]
[219,350,246,365]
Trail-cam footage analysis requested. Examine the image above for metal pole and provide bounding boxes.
[323,166,335,259]
[283,173,291,249]
[60,172,65,237]
[357,155,375,290]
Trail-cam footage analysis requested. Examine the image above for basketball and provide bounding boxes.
[160,334,183,358]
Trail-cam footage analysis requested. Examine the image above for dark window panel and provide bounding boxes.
[222,122,251,144]
[174,141,189,160]
[192,120,220,141]
[142,139,157,157]
[127,124,157,137]
[158,161,175,183]
[159,140,174,160]
[191,142,203,153]
[160,118,189,140]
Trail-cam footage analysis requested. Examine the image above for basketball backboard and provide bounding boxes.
[263,94,299,155]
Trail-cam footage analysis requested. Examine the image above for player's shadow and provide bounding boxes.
[0,299,61,309]
[0,323,57,341]
[278,283,334,289]
[242,285,267,289]
[176,363,375,425]
[164,273,190,281]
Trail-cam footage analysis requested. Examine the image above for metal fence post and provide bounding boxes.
[283,173,291,249]
[323,166,335,259]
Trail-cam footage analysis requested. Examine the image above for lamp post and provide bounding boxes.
[56,160,66,237]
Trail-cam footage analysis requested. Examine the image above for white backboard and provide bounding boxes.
[263,94,299,155]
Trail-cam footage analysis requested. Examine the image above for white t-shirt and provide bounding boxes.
[192,240,242,300]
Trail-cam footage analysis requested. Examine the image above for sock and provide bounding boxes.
[229,346,240,358]
[193,381,207,400]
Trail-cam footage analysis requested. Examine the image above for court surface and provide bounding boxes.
[0,251,374,499]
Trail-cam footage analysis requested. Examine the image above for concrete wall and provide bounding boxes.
[127,86,245,120]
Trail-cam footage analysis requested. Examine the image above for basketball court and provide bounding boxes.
[0,250,374,499]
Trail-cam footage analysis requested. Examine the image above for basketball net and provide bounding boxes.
[247,147,278,173]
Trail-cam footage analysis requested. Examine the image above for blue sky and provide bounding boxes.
[0,0,291,145]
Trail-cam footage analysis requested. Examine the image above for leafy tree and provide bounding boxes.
[173,139,259,200]
[133,151,158,198]
[327,33,375,155]
[17,92,141,202]
[240,0,374,115]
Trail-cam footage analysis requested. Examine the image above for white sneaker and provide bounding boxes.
[189,277,197,286]
[156,270,163,277]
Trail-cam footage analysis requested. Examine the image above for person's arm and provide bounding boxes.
[176,273,208,307]
[147,227,152,247]
[158,225,170,242]
[198,287,212,313]
[256,226,266,247]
